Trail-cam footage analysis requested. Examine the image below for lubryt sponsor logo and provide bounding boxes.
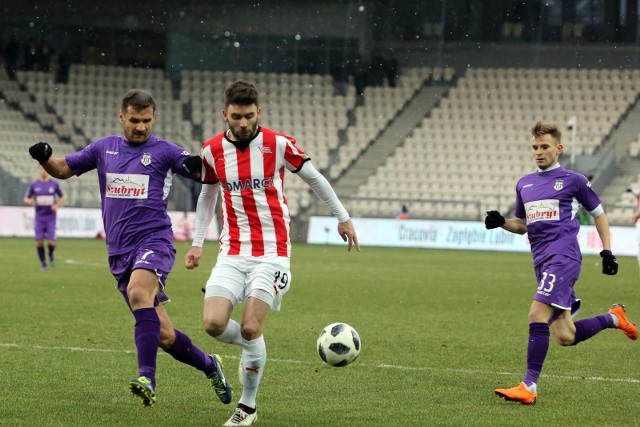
[106,173,149,199]
[524,199,559,223]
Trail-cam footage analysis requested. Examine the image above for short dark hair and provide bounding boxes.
[531,121,561,143]
[121,89,156,113]
[224,80,259,107]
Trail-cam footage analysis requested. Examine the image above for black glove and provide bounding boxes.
[485,210,506,229]
[182,155,202,174]
[600,250,618,275]
[29,142,52,164]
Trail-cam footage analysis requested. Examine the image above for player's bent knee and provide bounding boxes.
[158,329,177,349]
[203,317,227,338]
[128,293,153,309]
[240,322,261,340]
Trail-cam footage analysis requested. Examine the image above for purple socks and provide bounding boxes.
[523,322,549,387]
[164,329,215,375]
[37,246,46,266]
[572,314,614,345]
[523,313,615,387]
[133,307,160,388]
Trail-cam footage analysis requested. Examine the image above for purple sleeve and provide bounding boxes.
[55,182,64,198]
[574,174,601,211]
[25,182,34,198]
[513,182,525,220]
[66,141,100,176]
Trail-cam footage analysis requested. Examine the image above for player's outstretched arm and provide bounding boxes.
[593,212,618,275]
[297,162,360,252]
[338,219,360,252]
[184,184,219,270]
[28,142,75,179]
[485,210,527,234]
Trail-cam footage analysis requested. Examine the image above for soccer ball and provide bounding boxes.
[316,322,361,367]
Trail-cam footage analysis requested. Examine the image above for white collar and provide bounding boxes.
[537,163,561,173]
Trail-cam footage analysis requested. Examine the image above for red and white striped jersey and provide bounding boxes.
[201,126,309,257]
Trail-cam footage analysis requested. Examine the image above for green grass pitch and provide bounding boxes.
[0,237,638,426]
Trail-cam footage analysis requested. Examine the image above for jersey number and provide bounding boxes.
[538,272,556,293]
[274,271,289,290]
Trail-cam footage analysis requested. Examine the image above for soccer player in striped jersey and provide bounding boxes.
[185,80,360,426]
[28,89,231,408]
[485,121,637,405]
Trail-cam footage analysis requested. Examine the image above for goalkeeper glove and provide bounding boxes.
[182,155,202,174]
[485,210,505,229]
[599,250,618,275]
[29,142,52,164]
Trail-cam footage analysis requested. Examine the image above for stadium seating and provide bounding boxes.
[18,65,192,150]
[4,63,640,224]
[331,66,438,180]
[353,67,640,220]
[0,69,66,187]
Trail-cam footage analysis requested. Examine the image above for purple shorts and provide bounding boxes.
[534,255,582,321]
[35,215,56,241]
[108,241,175,308]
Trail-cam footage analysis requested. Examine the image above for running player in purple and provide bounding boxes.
[28,89,231,408]
[485,121,637,405]
[24,165,65,271]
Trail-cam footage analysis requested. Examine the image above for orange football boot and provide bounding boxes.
[608,304,638,340]
[495,382,537,405]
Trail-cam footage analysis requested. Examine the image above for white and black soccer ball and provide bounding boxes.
[316,322,361,367]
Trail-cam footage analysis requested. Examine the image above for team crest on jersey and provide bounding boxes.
[259,146,272,154]
[141,152,151,166]
[554,179,563,191]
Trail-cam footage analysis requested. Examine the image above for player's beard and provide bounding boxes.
[229,123,258,143]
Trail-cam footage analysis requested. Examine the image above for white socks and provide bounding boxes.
[239,336,266,410]
[215,319,243,345]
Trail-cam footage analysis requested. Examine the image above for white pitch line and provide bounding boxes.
[64,259,109,267]
[0,343,135,354]
[378,364,640,384]
[2,342,639,384]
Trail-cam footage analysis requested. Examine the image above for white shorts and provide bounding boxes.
[204,255,291,311]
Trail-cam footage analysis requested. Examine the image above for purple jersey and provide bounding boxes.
[65,135,196,255]
[25,179,63,217]
[514,165,602,266]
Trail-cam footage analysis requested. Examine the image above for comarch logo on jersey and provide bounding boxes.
[106,173,149,199]
[524,199,559,223]
[222,177,274,192]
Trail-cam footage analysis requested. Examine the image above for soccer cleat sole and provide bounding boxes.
[495,390,537,405]
[208,354,233,404]
[128,382,156,407]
